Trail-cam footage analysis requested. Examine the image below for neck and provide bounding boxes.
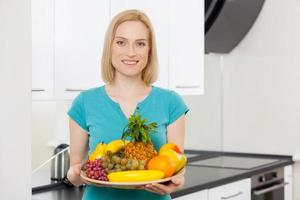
[107,73,149,96]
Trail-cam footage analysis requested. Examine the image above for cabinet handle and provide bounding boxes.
[221,191,243,199]
[175,85,200,89]
[65,88,86,92]
[32,88,45,92]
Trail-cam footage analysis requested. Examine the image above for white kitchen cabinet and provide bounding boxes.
[174,190,208,200]
[208,179,251,200]
[32,0,204,100]
[31,0,54,100]
[54,0,109,100]
[110,0,169,89]
[169,0,204,95]
[284,165,293,200]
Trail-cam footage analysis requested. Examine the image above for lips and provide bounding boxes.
[122,60,139,65]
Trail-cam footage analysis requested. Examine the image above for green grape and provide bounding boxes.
[101,162,108,168]
[101,157,107,162]
[132,160,139,169]
[106,158,111,164]
[121,158,127,165]
[139,160,146,165]
[138,164,145,170]
[108,163,114,170]
[115,157,121,164]
[126,163,132,170]
[112,155,119,163]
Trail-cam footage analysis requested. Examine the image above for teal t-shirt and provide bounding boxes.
[67,85,189,200]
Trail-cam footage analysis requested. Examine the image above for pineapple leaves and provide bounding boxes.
[121,112,157,144]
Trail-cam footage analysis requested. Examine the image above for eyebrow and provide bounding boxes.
[114,36,148,41]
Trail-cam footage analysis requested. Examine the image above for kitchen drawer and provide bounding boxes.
[208,178,251,200]
[174,189,208,200]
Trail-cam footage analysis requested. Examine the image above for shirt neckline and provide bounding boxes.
[101,85,155,118]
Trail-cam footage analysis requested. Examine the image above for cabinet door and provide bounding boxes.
[54,0,109,99]
[31,0,54,100]
[110,0,169,89]
[174,190,208,200]
[284,165,293,200]
[208,179,251,200]
[169,0,204,95]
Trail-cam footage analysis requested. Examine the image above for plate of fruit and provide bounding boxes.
[80,113,187,189]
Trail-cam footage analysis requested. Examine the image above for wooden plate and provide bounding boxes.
[80,167,185,189]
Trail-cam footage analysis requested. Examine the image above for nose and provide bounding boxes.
[126,43,137,57]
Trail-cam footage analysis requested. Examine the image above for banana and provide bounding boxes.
[108,170,165,182]
[89,142,107,161]
[105,139,130,154]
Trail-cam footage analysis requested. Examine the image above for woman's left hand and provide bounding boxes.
[139,175,185,195]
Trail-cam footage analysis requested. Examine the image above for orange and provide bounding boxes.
[147,155,175,177]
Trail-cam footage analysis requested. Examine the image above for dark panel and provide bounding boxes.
[205,0,265,53]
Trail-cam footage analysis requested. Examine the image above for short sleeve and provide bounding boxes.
[167,91,189,126]
[67,92,88,132]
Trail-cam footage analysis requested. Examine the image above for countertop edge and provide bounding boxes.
[171,159,293,198]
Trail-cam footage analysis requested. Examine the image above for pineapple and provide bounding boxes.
[121,112,158,162]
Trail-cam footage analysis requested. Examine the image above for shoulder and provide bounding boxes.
[72,86,103,106]
[153,86,181,101]
[82,86,102,96]
[153,86,173,96]
[78,86,103,99]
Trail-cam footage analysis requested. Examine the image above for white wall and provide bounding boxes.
[221,0,300,156]
[183,54,222,151]
[0,0,31,199]
[210,0,300,199]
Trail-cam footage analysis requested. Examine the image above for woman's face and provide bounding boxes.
[111,20,150,79]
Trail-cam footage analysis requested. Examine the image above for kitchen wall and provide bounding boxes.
[0,0,31,199]
[206,0,300,198]
[220,0,300,156]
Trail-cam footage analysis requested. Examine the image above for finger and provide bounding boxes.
[140,184,165,195]
[171,177,181,185]
[151,182,180,194]
[143,185,166,195]
[81,179,92,185]
[147,184,170,195]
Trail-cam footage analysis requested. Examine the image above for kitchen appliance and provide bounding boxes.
[251,168,286,200]
[205,0,265,53]
[51,143,70,181]
[189,156,280,170]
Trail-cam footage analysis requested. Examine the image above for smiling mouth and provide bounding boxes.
[122,60,139,65]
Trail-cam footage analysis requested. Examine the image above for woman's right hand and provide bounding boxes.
[67,163,91,187]
[67,162,112,188]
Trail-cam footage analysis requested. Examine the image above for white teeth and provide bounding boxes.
[122,60,138,65]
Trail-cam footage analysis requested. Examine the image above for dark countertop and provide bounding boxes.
[32,150,293,200]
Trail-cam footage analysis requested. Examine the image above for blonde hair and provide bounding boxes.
[101,9,158,85]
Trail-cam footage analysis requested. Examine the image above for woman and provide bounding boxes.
[67,9,189,200]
